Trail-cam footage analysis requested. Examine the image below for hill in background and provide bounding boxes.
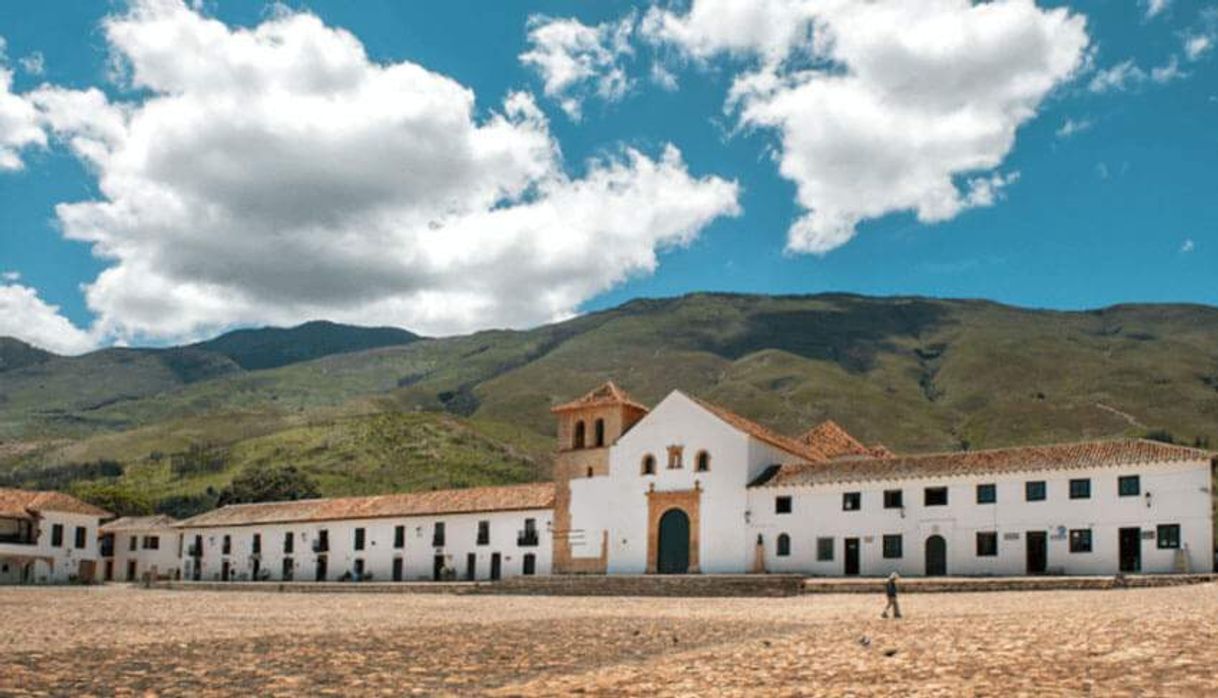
[2,293,1215,516]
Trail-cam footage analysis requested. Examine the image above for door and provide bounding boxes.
[78,560,96,584]
[844,538,861,576]
[127,560,138,581]
[252,558,261,581]
[392,557,403,582]
[1026,531,1047,575]
[490,553,502,581]
[925,535,947,576]
[523,553,536,576]
[433,554,445,581]
[315,556,327,582]
[104,560,114,582]
[657,508,691,574]
[1119,528,1142,573]
[220,560,230,582]
[466,553,476,581]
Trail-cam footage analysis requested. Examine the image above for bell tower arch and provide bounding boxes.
[550,381,647,574]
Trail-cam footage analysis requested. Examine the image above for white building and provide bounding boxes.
[175,484,552,582]
[0,487,110,584]
[99,515,182,582]
[163,382,1215,581]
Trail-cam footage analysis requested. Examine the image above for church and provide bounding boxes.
[165,381,1215,583]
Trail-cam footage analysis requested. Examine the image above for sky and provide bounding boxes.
[0,0,1215,354]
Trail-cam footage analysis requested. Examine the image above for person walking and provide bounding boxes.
[882,572,901,619]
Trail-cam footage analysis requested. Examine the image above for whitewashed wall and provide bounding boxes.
[179,508,551,582]
[0,511,103,584]
[570,391,798,574]
[750,458,1213,576]
[104,527,183,581]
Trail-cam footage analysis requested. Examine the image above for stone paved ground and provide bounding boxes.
[2,583,1217,696]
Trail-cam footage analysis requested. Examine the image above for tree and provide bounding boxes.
[71,482,154,517]
[1143,429,1176,444]
[217,465,321,506]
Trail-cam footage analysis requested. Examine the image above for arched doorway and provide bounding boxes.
[657,508,691,574]
[925,535,947,576]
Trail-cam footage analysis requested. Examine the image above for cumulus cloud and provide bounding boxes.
[19,51,44,76]
[1185,34,1213,61]
[0,40,46,170]
[29,0,739,342]
[1145,0,1171,19]
[520,14,635,120]
[643,0,1089,254]
[1056,117,1092,138]
[0,283,96,354]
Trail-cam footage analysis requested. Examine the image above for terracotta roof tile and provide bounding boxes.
[551,381,649,413]
[799,420,871,459]
[176,482,555,529]
[753,439,1215,488]
[0,487,112,519]
[690,397,825,463]
[100,515,179,534]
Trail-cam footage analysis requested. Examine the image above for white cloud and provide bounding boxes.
[1089,55,1185,93]
[1150,55,1184,83]
[1056,117,1092,138]
[520,14,635,120]
[1180,238,1195,253]
[642,0,1088,254]
[0,41,47,170]
[30,0,739,343]
[19,51,44,76]
[0,283,96,354]
[1185,34,1213,61]
[1146,0,1171,19]
[2,271,20,282]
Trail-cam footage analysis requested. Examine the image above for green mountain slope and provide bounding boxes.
[2,293,1216,515]
[193,319,419,371]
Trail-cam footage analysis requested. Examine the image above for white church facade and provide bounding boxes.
[154,382,1216,582]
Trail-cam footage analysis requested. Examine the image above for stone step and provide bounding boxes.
[477,574,806,597]
[802,573,1218,594]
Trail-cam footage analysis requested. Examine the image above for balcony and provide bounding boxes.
[312,540,329,554]
[187,544,202,557]
[431,535,445,548]
[517,530,539,547]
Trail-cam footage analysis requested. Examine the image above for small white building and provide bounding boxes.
[0,487,110,584]
[99,515,182,582]
[175,483,552,582]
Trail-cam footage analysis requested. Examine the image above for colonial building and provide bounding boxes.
[99,515,182,582]
[161,382,1215,581]
[174,484,552,583]
[0,487,110,584]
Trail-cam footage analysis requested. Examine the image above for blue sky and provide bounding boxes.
[0,1,1215,352]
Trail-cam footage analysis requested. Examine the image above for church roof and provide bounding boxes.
[689,397,826,463]
[550,381,649,413]
[175,482,554,529]
[100,514,180,534]
[0,487,112,520]
[798,420,871,459]
[751,439,1214,488]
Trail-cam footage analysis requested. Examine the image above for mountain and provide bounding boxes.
[192,320,420,371]
[2,293,1216,515]
[0,337,55,372]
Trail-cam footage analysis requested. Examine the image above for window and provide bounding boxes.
[924,487,948,506]
[1069,529,1093,553]
[251,534,260,555]
[667,445,684,469]
[976,483,996,504]
[594,419,605,447]
[976,531,998,557]
[394,525,405,549]
[50,524,64,547]
[354,527,366,551]
[284,532,294,554]
[1118,475,1140,497]
[641,454,656,475]
[1069,478,1091,500]
[883,490,903,509]
[432,522,446,547]
[316,529,329,553]
[842,492,861,511]
[695,451,710,472]
[477,520,490,546]
[816,537,834,561]
[777,533,791,557]
[222,535,232,555]
[573,420,586,449]
[519,518,539,546]
[1157,524,1181,549]
[74,526,87,548]
[882,534,903,559]
[1025,481,1046,502]
[775,496,793,514]
[129,535,138,551]
[143,535,160,550]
